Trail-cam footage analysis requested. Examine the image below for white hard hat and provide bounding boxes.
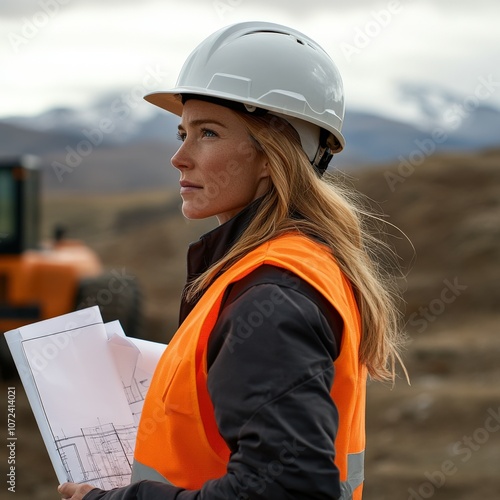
[145,21,345,170]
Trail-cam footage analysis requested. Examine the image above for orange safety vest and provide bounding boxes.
[132,233,366,498]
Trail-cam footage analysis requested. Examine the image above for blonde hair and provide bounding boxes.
[186,112,406,382]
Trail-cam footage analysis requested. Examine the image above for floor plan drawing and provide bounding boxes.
[55,421,137,490]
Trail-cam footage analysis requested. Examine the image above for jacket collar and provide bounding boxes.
[179,198,263,324]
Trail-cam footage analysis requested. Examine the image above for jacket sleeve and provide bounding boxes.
[202,281,342,499]
[84,280,342,500]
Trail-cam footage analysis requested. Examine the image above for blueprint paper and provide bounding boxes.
[105,322,166,425]
[4,306,167,490]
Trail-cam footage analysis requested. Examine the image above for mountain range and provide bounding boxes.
[1,85,499,193]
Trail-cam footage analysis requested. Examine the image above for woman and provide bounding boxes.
[59,21,404,500]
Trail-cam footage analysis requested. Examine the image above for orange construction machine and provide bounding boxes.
[0,156,141,378]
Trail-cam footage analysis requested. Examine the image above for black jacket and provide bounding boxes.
[85,201,343,500]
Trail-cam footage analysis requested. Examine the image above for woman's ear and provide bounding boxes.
[254,156,271,196]
[258,157,271,183]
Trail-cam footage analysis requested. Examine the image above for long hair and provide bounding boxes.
[185,112,406,382]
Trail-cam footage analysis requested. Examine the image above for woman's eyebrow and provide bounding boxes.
[178,119,228,131]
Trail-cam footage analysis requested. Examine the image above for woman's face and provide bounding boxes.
[171,99,270,224]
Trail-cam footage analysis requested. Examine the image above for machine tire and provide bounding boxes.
[74,271,143,339]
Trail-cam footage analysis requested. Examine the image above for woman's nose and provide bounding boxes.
[171,141,193,171]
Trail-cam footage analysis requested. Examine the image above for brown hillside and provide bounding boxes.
[351,147,500,318]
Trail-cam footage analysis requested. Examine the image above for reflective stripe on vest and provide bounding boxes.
[340,451,365,499]
[133,233,366,497]
[131,458,173,485]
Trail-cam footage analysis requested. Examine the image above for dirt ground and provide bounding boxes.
[2,150,499,499]
[364,314,500,499]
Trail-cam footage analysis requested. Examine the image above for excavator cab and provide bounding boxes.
[0,157,39,255]
[0,156,43,324]
[0,157,38,254]
[0,156,142,379]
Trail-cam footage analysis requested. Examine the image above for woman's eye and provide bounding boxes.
[201,128,217,138]
[176,128,217,141]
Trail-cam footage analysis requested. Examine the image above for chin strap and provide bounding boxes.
[311,129,336,177]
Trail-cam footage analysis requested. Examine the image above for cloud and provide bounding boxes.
[1,0,499,120]
[0,0,150,18]
[2,0,497,18]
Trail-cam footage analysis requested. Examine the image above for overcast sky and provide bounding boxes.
[1,0,499,125]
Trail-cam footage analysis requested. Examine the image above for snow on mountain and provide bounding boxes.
[1,85,499,192]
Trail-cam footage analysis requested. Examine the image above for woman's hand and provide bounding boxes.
[57,482,95,499]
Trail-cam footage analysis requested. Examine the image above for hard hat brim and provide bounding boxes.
[144,91,184,117]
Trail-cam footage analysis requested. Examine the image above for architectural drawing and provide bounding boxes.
[53,340,159,488]
[123,369,150,425]
[55,421,137,490]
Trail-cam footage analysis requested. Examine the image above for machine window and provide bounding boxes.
[0,170,16,247]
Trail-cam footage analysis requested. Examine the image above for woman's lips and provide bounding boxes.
[180,180,202,194]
